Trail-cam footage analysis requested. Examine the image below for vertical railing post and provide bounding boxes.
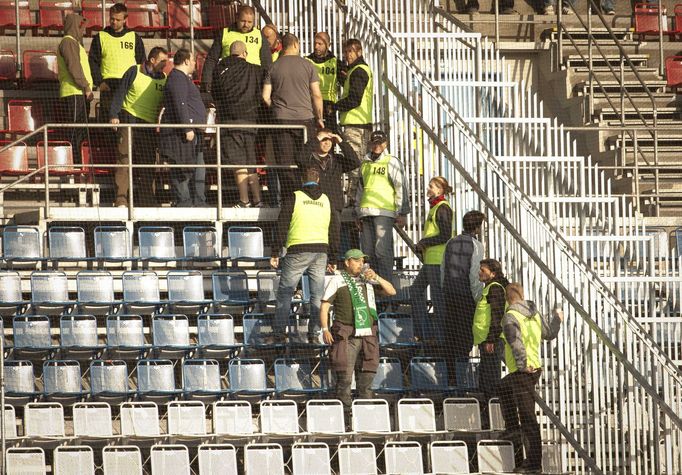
[43,127,50,217]
[127,125,133,219]
[216,125,222,219]
[494,0,499,44]
[658,0,664,76]
[557,0,563,70]
[189,0,196,55]
[0,333,5,475]
[14,0,20,77]
[588,1,594,120]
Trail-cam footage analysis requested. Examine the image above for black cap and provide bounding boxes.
[369,130,388,144]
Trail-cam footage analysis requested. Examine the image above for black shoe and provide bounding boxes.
[465,5,479,13]
[500,7,515,14]
[499,427,523,441]
[517,465,542,474]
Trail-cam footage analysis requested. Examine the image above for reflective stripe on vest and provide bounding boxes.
[502,309,543,373]
[423,200,452,265]
[99,30,138,80]
[121,65,167,124]
[58,36,93,98]
[472,281,506,345]
[339,63,372,125]
[286,190,331,248]
[307,56,337,102]
[221,28,262,66]
[359,154,397,212]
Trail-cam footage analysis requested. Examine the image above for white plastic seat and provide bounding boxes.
[228,358,272,395]
[443,397,482,431]
[152,314,192,350]
[73,402,112,437]
[90,360,130,397]
[477,440,515,473]
[6,447,46,475]
[351,399,391,432]
[244,443,285,475]
[167,400,207,435]
[53,446,95,475]
[227,226,265,260]
[385,441,424,475]
[430,440,470,474]
[120,401,160,436]
[138,226,175,260]
[338,442,377,475]
[371,356,404,393]
[2,404,17,438]
[183,225,219,259]
[397,398,438,432]
[30,270,70,314]
[198,444,238,475]
[306,399,345,433]
[260,399,299,434]
[13,314,52,355]
[3,225,42,261]
[489,397,505,430]
[48,226,87,260]
[94,225,132,260]
[292,442,331,475]
[150,445,190,475]
[42,360,82,398]
[102,446,143,475]
[24,402,65,437]
[136,359,179,397]
[167,270,205,302]
[60,314,101,353]
[76,270,116,314]
[106,314,146,351]
[122,271,160,313]
[183,359,226,396]
[212,400,254,435]
[197,313,237,352]
[274,357,322,395]
[0,270,25,316]
[5,360,37,399]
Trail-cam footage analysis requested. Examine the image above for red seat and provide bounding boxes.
[36,140,79,176]
[0,0,38,30]
[0,49,17,81]
[0,140,30,175]
[666,56,682,90]
[81,139,116,175]
[124,0,168,34]
[82,0,113,31]
[167,0,213,36]
[206,3,238,30]
[634,3,673,37]
[22,50,58,85]
[38,0,74,32]
[1,99,42,136]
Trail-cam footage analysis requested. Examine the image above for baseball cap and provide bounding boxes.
[344,249,368,260]
[369,130,388,144]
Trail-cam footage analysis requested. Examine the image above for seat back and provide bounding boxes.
[36,141,76,175]
[2,404,16,438]
[80,139,117,175]
[197,313,235,346]
[371,357,403,391]
[6,448,46,475]
[384,441,424,475]
[48,226,86,259]
[43,360,81,395]
[477,440,515,473]
[197,444,238,475]
[0,141,29,173]
[168,400,206,435]
[0,271,22,302]
[256,270,279,303]
[77,270,114,303]
[153,314,190,347]
[53,446,94,475]
[443,397,482,431]
[338,442,377,475]
[430,441,470,474]
[138,226,175,259]
[13,315,51,349]
[125,0,164,30]
[150,445,190,475]
[137,359,175,392]
[212,270,249,302]
[31,270,68,303]
[3,225,41,259]
[120,401,160,436]
[206,3,238,29]
[352,399,391,432]
[213,400,253,435]
[397,398,436,432]
[378,313,416,345]
[106,314,145,347]
[22,50,58,82]
[183,359,222,392]
[90,360,129,395]
[122,270,159,302]
[168,0,204,29]
[4,360,35,394]
[60,314,98,347]
[489,397,505,430]
[634,2,668,33]
[81,0,112,30]
[228,358,267,392]
[102,446,143,475]
[0,49,16,80]
[244,444,285,475]
[24,402,65,436]
[6,99,40,131]
[292,442,331,475]
[410,357,449,390]
[38,0,74,28]
[260,400,299,434]
[167,270,204,302]
[306,399,345,433]
[274,358,316,392]
[227,226,264,258]
[73,402,112,437]
[0,1,34,28]
[94,225,131,259]
[666,56,682,88]
[243,313,275,345]
[183,226,218,258]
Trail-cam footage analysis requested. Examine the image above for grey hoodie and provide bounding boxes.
[502,299,562,372]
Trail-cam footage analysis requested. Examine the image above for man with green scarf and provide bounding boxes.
[320,248,396,412]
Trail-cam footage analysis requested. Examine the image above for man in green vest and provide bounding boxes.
[201,5,272,94]
[271,168,338,342]
[355,130,409,283]
[334,38,373,207]
[307,31,342,131]
[109,47,169,207]
[57,13,94,165]
[88,2,146,122]
[499,283,563,473]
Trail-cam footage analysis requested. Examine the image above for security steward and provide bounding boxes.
[88,2,146,122]
[201,5,272,93]
[307,32,343,131]
[109,47,169,207]
[498,283,563,473]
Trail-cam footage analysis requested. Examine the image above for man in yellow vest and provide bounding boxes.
[307,32,342,131]
[271,168,338,342]
[57,13,94,165]
[335,39,372,207]
[262,24,282,63]
[88,3,145,122]
[201,5,272,94]
[109,47,169,207]
[499,283,563,473]
[355,130,409,284]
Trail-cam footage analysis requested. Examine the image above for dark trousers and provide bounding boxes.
[167,133,206,207]
[441,287,475,384]
[466,0,513,9]
[58,94,90,165]
[478,339,503,402]
[334,336,377,411]
[323,100,339,133]
[116,119,158,206]
[274,118,316,202]
[499,370,542,468]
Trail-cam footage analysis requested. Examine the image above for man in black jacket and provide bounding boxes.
[212,41,264,208]
[160,48,207,207]
[298,129,360,264]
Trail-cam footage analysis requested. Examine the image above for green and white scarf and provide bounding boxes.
[341,271,377,336]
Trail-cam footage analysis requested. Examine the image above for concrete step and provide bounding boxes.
[547,27,633,42]
[596,106,680,122]
[574,80,668,96]
[566,53,650,68]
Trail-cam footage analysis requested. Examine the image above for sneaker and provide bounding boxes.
[543,4,555,14]
[114,196,128,207]
[251,201,264,208]
[234,201,251,208]
[604,8,615,15]
[500,7,514,14]
[562,6,573,14]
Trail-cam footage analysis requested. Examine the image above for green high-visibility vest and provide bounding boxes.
[502,309,542,373]
[307,56,337,102]
[58,35,93,98]
[339,63,372,125]
[422,200,452,265]
[221,28,262,65]
[121,65,167,124]
[359,154,397,212]
[472,281,506,345]
[286,190,331,248]
[99,30,137,80]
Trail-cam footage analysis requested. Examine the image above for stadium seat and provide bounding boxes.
[634,2,672,37]
[243,313,282,348]
[0,49,16,81]
[72,402,113,437]
[0,1,38,32]
[4,360,39,402]
[24,401,65,437]
[292,442,331,475]
[3,225,42,262]
[212,400,254,435]
[305,399,345,434]
[94,225,133,262]
[81,0,113,31]
[76,270,117,315]
[255,270,278,307]
[396,398,439,433]
[102,446,144,475]
[371,356,404,395]
[0,270,25,316]
[48,226,87,262]
[443,397,482,431]
[13,314,53,357]
[120,401,160,436]
[22,50,58,85]
[197,444,238,475]
[228,358,273,397]
[138,225,175,261]
[6,448,46,475]
[60,314,102,358]
[338,442,377,475]
[384,441,424,475]
[211,270,252,310]
[38,0,74,32]
[0,141,30,175]
[351,399,392,433]
[377,312,419,349]
[183,358,227,399]
[274,357,324,396]
[30,270,70,315]
[43,359,83,401]
[477,440,515,473]
[675,4,682,39]
[430,440,470,474]
[409,356,456,394]
[167,400,207,436]
[167,269,208,315]
[489,397,505,430]
[152,314,193,358]
[124,0,169,35]
[167,0,213,36]
[183,225,219,260]
[36,141,80,177]
[205,2,238,29]
[227,226,267,263]
[122,270,161,314]
[196,313,239,356]
[260,399,299,434]
[666,56,682,90]
[89,359,130,399]
[136,359,181,399]
[150,445,191,475]
[80,139,117,176]
[2,404,17,438]
[53,446,95,475]
[106,314,147,357]
[244,443,285,475]
[2,99,42,135]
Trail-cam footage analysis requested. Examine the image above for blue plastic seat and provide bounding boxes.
[212,270,252,310]
[196,313,240,357]
[409,356,457,395]
[372,357,405,395]
[122,270,161,314]
[94,225,135,265]
[152,314,194,358]
[75,270,118,315]
[48,226,88,264]
[105,314,148,359]
[43,359,83,401]
[228,358,273,397]
[167,270,209,315]
[183,225,222,263]
[13,314,53,358]
[136,359,181,400]
[89,359,131,400]
[274,358,324,397]
[60,314,103,358]
[0,271,26,316]
[227,226,268,265]
[30,270,71,315]
[4,360,39,403]
[378,313,420,349]
[2,225,43,265]
[138,226,176,262]
[242,313,283,348]
[182,358,228,399]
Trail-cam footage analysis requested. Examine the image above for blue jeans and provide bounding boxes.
[410,264,444,341]
[274,251,327,335]
[360,215,395,283]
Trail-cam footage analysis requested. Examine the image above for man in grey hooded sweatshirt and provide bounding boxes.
[498,282,563,474]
